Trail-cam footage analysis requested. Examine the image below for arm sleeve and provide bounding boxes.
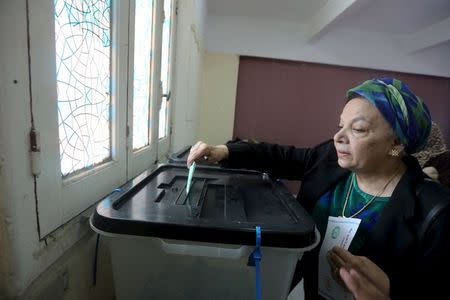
[390,205,450,299]
[417,206,450,297]
[220,139,333,181]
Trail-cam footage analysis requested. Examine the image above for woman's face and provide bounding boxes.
[333,97,397,172]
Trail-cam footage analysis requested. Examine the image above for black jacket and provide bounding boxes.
[223,139,450,299]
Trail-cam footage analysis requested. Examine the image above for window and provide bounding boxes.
[133,0,154,150]
[29,0,175,237]
[157,0,176,159]
[55,0,113,176]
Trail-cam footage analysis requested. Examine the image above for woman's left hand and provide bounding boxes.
[327,246,390,300]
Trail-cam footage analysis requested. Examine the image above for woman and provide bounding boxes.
[187,77,450,299]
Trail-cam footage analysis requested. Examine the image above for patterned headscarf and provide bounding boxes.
[347,77,432,154]
[413,122,448,167]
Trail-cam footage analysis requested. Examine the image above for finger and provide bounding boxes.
[188,143,209,166]
[187,142,203,167]
[331,246,355,265]
[327,252,344,284]
[326,250,337,270]
[333,248,390,298]
[341,268,373,297]
[333,249,387,291]
[328,249,346,269]
[340,268,363,296]
[332,249,374,285]
[341,268,387,300]
[354,257,390,295]
[189,142,199,156]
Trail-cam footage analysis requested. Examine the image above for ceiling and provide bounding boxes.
[334,0,450,34]
[207,0,328,22]
[206,0,450,51]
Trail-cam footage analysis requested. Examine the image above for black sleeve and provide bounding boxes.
[416,205,450,298]
[220,139,334,181]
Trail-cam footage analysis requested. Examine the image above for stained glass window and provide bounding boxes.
[54,0,112,176]
[159,0,172,139]
[132,0,154,150]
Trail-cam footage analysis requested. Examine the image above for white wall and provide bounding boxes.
[19,233,114,300]
[206,15,450,78]
[1,0,49,295]
[170,0,207,152]
[198,53,239,145]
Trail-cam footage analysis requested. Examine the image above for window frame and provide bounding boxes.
[28,0,175,237]
[126,0,159,179]
[157,0,177,161]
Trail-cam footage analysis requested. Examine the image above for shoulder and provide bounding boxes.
[415,179,450,211]
[415,179,450,240]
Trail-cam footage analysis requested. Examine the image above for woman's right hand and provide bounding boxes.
[328,247,390,300]
[187,141,229,167]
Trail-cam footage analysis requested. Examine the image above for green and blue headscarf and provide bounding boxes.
[347,77,431,154]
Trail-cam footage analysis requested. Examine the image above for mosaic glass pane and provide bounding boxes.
[132,0,154,150]
[159,0,172,139]
[54,0,112,176]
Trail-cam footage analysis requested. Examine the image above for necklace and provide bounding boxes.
[341,170,399,218]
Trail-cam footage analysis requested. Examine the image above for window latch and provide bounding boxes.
[30,128,41,176]
[162,91,171,101]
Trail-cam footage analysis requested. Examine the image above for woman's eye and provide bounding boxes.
[352,128,366,133]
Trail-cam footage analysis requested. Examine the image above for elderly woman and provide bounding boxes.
[187,77,450,300]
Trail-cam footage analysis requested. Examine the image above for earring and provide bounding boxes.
[389,148,400,157]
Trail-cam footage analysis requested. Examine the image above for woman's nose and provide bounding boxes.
[333,128,347,144]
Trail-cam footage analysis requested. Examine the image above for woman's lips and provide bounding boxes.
[337,151,350,158]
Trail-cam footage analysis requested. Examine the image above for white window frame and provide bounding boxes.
[126,0,159,179]
[28,0,174,236]
[157,0,177,161]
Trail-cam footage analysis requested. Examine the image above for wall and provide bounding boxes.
[197,53,239,146]
[170,0,207,152]
[1,0,50,295]
[205,15,450,78]
[205,56,449,195]
[0,178,14,297]
[19,233,114,300]
[233,56,450,147]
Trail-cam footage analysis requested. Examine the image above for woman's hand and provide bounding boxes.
[327,246,390,300]
[422,166,439,181]
[187,141,229,167]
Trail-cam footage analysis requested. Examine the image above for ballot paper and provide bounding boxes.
[186,162,196,195]
[318,216,361,300]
